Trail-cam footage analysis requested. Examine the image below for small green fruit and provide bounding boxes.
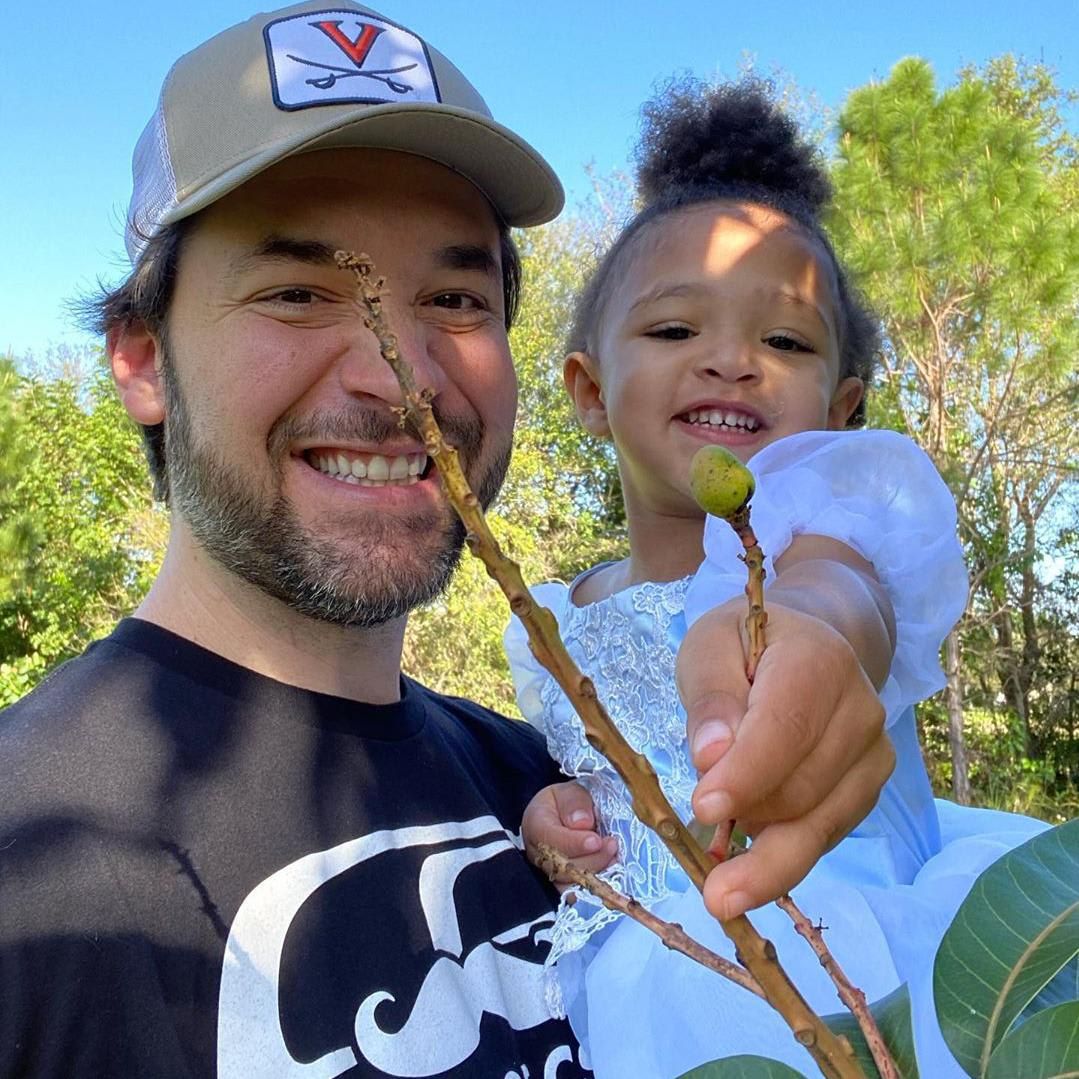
[689,445,755,519]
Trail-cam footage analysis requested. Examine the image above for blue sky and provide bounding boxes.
[2,0,1076,362]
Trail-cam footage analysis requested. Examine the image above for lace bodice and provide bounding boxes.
[512,575,698,982]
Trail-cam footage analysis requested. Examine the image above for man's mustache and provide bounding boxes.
[269,405,485,462]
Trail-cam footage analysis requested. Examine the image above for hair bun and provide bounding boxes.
[635,77,832,214]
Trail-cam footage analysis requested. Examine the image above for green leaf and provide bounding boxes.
[824,983,919,1078]
[934,820,1079,1077]
[985,1001,1079,1078]
[678,1056,807,1079]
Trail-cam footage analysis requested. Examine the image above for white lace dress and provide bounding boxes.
[505,430,1046,1078]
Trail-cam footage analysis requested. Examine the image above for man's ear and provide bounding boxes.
[827,376,864,430]
[563,351,609,438]
[108,322,166,426]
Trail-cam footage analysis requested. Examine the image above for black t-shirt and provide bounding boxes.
[0,619,587,1078]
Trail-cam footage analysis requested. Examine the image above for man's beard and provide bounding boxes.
[162,363,511,629]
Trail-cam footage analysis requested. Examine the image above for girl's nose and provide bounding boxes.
[695,339,759,382]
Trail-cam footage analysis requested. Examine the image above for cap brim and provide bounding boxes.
[160,101,564,230]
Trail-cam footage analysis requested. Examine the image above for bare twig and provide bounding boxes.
[777,896,901,1079]
[536,843,765,999]
[338,249,864,1079]
[725,503,768,682]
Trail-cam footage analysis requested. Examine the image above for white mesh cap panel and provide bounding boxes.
[126,95,178,261]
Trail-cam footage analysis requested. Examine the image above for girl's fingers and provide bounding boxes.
[556,836,620,878]
[551,780,598,830]
[700,735,895,920]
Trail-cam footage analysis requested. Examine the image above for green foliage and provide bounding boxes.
[0,356,164,706]
[401,513,547,717]
[934,819,1079,1077]
[679,1056,808,1078]
[982,1002,1079,1079]
[0,357,39,598]
[504,211,628,565]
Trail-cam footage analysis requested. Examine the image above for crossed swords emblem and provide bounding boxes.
[287,53,417,94]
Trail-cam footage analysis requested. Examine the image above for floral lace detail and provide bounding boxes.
[538,577,696,979]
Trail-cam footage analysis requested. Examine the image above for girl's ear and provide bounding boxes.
[563,351,610,438]
[108,322,166,426]
[827,376,864,429]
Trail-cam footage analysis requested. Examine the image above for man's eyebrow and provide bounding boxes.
[227,235,339,275]
[434,243,499,277]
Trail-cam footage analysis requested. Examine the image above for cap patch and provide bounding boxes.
[264,10,440,110]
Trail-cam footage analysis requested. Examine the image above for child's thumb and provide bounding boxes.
[551,780,595,829]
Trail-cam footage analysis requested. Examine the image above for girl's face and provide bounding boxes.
[566,202,864,522]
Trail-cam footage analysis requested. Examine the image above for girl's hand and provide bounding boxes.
[677,597,894,923]
[523,781,620,884]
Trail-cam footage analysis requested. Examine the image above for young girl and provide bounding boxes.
[505,80,1045,1077]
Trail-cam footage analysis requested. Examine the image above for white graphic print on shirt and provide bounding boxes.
[218,817,571,1077]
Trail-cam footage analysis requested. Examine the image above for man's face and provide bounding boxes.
[160,149,517,627]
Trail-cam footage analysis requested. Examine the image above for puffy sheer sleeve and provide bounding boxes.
[683,430,968,726]
[503,581,572,735]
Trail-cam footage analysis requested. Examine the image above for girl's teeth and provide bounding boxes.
[684,411,759,432]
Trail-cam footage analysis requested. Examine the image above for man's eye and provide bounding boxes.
[431,292,485,311]
[765,333,813,353]
[274,288,317,305]
[646,325,694,340]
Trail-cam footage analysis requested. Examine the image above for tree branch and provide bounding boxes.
[536,843,766,999]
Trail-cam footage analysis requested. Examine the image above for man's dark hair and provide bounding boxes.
[567,77,880,426]
[84,219,522,502]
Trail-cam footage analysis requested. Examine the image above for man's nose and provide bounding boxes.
[335,307,448,405]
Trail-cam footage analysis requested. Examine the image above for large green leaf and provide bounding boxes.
[824,984,919,1078]
[934,820,1079,1077]
[984,1001,1079,1078]
[678,1056,807,1078]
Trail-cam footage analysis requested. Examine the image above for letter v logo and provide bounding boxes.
[313,20,385,67]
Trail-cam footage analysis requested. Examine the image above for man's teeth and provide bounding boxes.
[311,450,428,486]
[684,408,760,431]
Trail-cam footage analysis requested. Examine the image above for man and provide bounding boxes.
[0,3,893,1076]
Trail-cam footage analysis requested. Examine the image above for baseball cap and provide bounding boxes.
[125,1,564,260]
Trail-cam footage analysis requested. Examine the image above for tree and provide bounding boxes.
[0,355,165,705]
[0,357,38,600]
[828,57,1079,802]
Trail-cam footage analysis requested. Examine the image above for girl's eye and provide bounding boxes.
[764,333,813,353]
[646,325,695,341]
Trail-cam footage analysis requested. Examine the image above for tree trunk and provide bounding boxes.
[1017,503,1042,755]
[994,608,1031,756]
[945,627,972,804]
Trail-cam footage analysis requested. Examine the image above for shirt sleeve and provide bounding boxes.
[684,429,968,726]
